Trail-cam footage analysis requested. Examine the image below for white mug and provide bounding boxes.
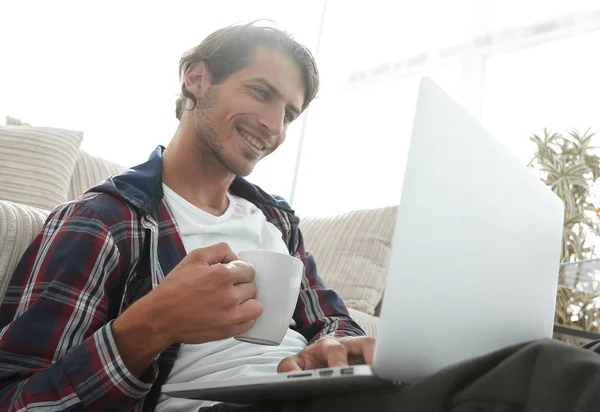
[235,250,304,346]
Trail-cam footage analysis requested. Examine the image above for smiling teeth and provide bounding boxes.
[239,129,265,150]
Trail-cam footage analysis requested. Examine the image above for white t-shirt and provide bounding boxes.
[156,184,307,412]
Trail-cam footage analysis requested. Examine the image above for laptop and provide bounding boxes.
[162,77,564,404]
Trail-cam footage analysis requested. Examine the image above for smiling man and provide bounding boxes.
[0,22,371,412]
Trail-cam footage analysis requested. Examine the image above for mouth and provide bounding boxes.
[236,127,269,152]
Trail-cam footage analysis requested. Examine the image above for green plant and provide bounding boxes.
[529,128,600,262]
[529,128,600,344]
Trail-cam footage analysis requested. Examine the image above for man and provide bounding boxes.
[0,22,371,411]
[1,22,600,412]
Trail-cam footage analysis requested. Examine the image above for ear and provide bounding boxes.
[184,61,212,100]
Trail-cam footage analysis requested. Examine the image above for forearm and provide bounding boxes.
[111,294,172,377]
[0,324,157,411]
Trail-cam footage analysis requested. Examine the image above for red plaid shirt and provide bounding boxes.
[0,146,364,411]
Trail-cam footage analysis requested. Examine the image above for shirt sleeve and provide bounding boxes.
[291,228,366,344]
[0,201,158,411]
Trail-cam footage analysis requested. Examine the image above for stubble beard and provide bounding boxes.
[193,87,250,177]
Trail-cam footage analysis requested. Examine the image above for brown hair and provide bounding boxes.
[175,21,320,120]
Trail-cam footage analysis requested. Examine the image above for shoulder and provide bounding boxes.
[49,192,140,233]
[268,194,293,212]
[43,193,145,267]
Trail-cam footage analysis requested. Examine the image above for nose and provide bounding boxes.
[258,103,285,138]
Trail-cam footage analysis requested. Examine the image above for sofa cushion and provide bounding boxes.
[299,206,396,315]
[347,307,380,337]
[0,125,83,210]
[68,150,127,200]
[0,200,49,303]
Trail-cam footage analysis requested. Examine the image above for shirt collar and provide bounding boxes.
[90,145,295,216]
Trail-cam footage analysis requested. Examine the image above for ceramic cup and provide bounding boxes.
[234,250,304,346]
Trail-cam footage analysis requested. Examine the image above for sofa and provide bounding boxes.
[0,117,396,337]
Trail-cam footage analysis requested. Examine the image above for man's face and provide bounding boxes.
[193,46,305,177]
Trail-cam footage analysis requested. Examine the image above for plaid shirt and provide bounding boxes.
[0,146,364,411]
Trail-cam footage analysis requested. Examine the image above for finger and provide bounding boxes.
[189,242,239,266]
[228,320,255,337]
[277,356,304,373]
[203,319,256,341]
[204,320,256,341]
[318,338,348,368]
[235,281,257,302]
[223,260,256,284]
[236,299,263,323]
[341,337,376,365]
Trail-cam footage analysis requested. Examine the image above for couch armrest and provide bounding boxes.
[347,307,380,338]
[0,201,49,302]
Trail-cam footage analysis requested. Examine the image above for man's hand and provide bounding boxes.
[277,336,376,373]
[147,242,263,345]
[112,242,263,376]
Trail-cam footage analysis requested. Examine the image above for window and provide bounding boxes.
[482,31,600,164]
[293,65,463,216]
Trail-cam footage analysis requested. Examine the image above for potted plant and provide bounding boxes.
[528,128,600,344]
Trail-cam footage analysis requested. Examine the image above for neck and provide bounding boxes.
[162,121,234,216]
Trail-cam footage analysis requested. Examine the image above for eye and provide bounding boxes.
[284,111,295,123]
[253,87,268,98]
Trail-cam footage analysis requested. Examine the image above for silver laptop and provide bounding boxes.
[162,77,564,404]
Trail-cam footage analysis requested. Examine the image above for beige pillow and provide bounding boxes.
[0,125,83,210]
[68,150,127,201]
[299,206,397,315]
[0,200,49,302]
[347,307,380,337]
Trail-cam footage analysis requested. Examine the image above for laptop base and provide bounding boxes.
[163,365,400,404]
